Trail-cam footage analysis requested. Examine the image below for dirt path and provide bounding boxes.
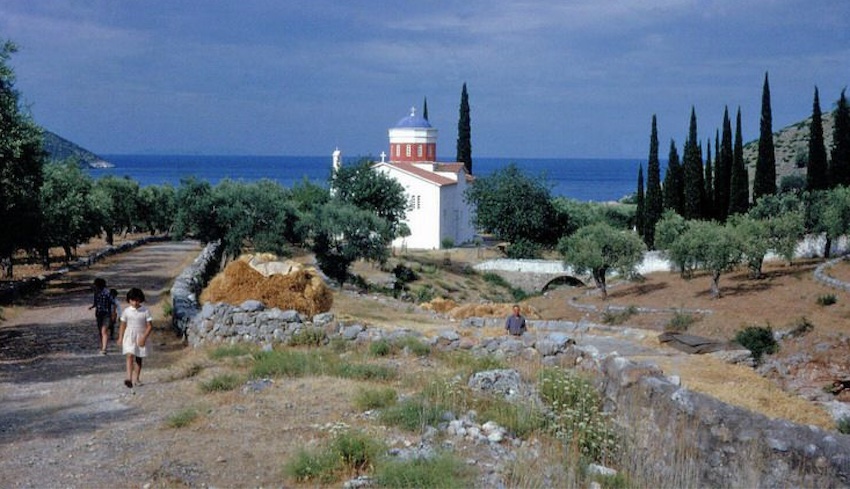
[0,240,202,488]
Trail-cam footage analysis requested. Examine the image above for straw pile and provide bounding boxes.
[201,254,332,316]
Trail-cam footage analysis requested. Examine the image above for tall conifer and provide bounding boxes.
[807,87,828,191]
[704,139,714,218]
[636,165,645,238]
[644,115,663,248]
[729,107,749,214]
[716,108,733,221]
[753,72,776,201]
[830,89,850,187]
[456,83,472,174]
[663,140,684,215]
[422,97,429,121]
[682,108,705,219]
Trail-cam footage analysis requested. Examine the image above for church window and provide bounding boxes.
[416,195,421,209]
[395,145,400,157]
[417,145,423,157]
[406,144,411,157]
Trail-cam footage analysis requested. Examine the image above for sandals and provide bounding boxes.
[124,379,133,388]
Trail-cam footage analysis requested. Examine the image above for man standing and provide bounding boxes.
[505,304,527,336]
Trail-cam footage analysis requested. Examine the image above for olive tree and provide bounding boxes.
[465,163,566,257]
[557,223,645,299]
[38,161,99,265]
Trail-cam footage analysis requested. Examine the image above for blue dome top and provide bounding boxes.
[394,107,432,128]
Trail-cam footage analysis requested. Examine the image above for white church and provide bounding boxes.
[333,107,477,250]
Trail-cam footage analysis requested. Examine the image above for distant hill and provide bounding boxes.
[742,109,837,186]
[41,130,113,168]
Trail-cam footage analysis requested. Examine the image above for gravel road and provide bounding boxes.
[0,240,202,488]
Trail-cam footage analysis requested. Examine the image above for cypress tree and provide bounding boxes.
[807,87,828,191]
[422,96,429,121]
[716,107,733,221]
[636,164,645,238]
[456,83,472,174]
[663,140,684,215]
[704,138,714,218]
[729,107,750,215]
[830,89,850,187]
[644,115,663,248]
[753,72,777,201]
[682,107,705,219]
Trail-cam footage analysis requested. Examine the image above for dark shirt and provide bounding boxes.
[505,314,527,336]
[93,288,113,316]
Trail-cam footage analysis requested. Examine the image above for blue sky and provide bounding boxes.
[1,1,848,159]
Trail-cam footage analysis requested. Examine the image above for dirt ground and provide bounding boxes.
[1,241,849,487]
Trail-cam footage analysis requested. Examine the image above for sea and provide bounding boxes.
[92,154,655,202]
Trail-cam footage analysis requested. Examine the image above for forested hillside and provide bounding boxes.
[41,130,112,168]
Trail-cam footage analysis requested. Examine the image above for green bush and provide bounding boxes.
[734,325,779,363]
[415,285,435,303]
[817,294,837,306]
[396,336,432,357]
[200,373,243,393]
[353,386,398,411]
[392,263,417,284]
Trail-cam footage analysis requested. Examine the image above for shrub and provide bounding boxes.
[441,237,455,249]
[392,263,417,284]
[353,387,398,411]
[284,430,384,484]
[396,336,432,357]
[165,407,200,428]
[601,306,638,325]
[334,362,397,381]
[838,417,850,435]
[369,339,392,357]
[379,397,445,432]
[250,349,330,378]
[665,310,698,332]
[414,285,435,303]
[482,272,510,288]
[200,373,243,393]
[208,344,255,360]
[817,294,837,306]
[374,452,470,488]
[734,325,779,363]
[538,368,618,463]
[288,326,327,347]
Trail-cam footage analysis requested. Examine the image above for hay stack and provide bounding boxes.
[201,255,332,316]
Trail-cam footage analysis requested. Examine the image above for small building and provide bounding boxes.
[335,107,477,250]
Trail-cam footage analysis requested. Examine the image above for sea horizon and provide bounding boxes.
[93,153,658,203]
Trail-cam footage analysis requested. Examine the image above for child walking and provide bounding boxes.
[117,288,153,388]
[89,277,112,354]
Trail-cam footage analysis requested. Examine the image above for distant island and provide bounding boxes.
[41,130,114,168]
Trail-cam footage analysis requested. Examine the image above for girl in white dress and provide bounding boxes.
[117,287,153,388]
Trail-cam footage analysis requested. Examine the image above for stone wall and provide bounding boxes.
[170,240,222,335]
[178,297,850,486]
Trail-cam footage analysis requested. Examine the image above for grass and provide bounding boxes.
[283,430,385,485]
[379,397,446,432]
[200,373,243,393]
[374,452,471,488]
[353,386,398,411]
[165,407,201,428]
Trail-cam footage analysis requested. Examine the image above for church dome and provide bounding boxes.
[394,107,431,128]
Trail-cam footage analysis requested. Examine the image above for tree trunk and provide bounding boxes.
[593,269,608,300]
[824,235,833,259]
[62,245,73,264]
[711,270,722,298]
[106,229,114,246]
[1,255,12,279]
